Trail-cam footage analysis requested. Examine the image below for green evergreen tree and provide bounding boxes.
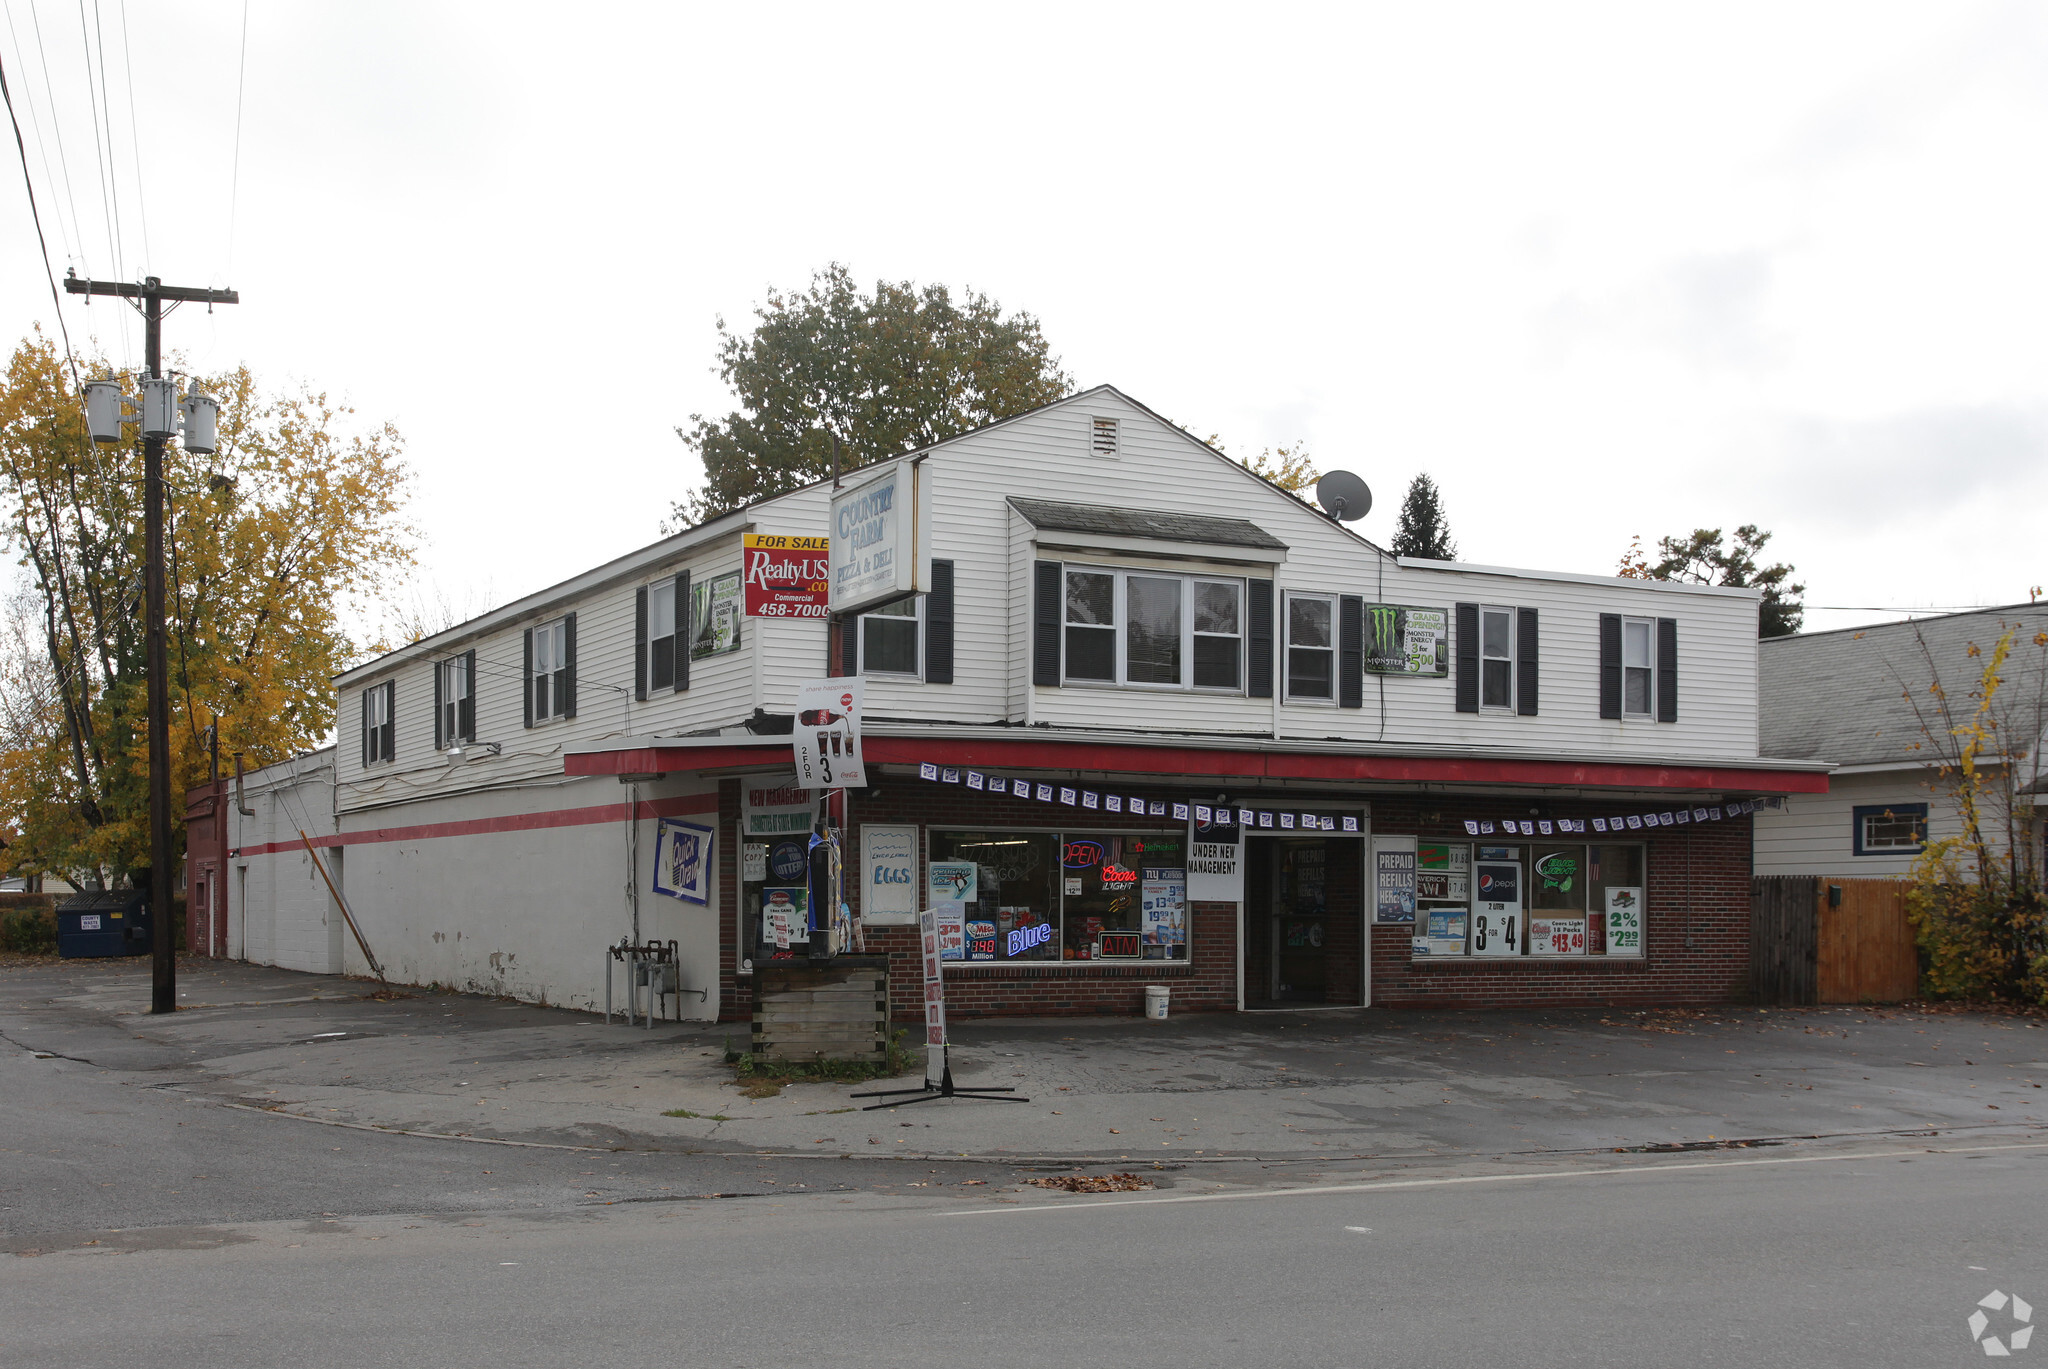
[1646,525,1805,637]
[1389,473,1458,560]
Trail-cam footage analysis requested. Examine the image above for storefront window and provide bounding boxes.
[1411,841,1645,959]
[1414,841,1471,956]
[929,829,1189,964]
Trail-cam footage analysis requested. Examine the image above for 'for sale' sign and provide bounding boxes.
[743,534,830,619]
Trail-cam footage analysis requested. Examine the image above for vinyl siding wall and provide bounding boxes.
[1752,769,2001,878]
[332,388,1768,819]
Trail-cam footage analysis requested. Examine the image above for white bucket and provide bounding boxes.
[1144,985,1170,1020]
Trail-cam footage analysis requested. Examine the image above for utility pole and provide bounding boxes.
[66,273,238,1015]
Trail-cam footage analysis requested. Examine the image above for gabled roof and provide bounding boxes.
[1760,603,2048,766]
[1009,497,1289,550]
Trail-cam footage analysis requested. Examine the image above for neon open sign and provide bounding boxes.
[1063,840,1104,869]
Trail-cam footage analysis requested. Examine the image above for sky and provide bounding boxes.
[3,1,2044,640]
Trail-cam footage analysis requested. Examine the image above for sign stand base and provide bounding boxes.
[851,1046,1030,1111]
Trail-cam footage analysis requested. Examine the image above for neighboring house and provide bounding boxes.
[195,385,1826,1019]
[1754,605,2048,879]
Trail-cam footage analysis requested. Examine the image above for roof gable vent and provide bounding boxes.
[1090,416,1120,458]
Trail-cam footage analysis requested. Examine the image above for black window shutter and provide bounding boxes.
[673,572,690,692]
[1598,613,1622,720]
[1247,578,1274,698]
[460,649,475,741]
[1032,561,1061,687]
[926,560,955,684]
[361,688,373,766]
[1338,595,1363,709]
[1656,617,1678,723]
[433,659,444,751]
[383,683,395,761]
[561,612,578,719]
[1516,608,1539,716]
[634,587,648,702]
[522,628,534,729]
[1454,603,1479,713]
[840,610,861,677]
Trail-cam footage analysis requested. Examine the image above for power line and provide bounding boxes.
[0,45,81,389]
[19,0,85,274]
[75,0,115,276]
[226,0,244,277]
[1,1,72,264]
[114,0,147,272]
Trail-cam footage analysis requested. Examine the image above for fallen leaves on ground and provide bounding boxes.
[1026,1172,1155,1193]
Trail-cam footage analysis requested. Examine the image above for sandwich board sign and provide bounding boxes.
[918,905,948,1085]
[790,677,865,789]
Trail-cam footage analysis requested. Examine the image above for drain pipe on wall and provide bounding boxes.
[626,780,641,946]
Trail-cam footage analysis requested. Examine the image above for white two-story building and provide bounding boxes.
[195,386,1826,1020]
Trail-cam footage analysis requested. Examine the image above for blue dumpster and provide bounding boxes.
[56,891,152,958]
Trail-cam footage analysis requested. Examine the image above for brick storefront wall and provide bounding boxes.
[716,776,1756,1021]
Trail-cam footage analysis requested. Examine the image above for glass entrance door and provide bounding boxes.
[1244,836,1363,1008]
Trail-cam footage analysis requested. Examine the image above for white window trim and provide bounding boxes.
[1060,566,1244,694]
[532,616,568,724]
[647,579,681,691]
[1620,615,1655,720]
[1479,604,1516,713]
[439,656,471,744]
[364,682,394,766]
[858,595,925,679]
[1283,591,1338,705]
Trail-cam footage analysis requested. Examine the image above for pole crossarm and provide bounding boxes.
[63,274,239,306]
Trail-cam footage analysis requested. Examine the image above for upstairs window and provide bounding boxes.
[530,617,570,723]
[649,579,680,690]
[1480,606,1515,709]
[437,652,474,747]
[1126,575,1181,684]
[861,596,922,676]
[1192,580,1242,689]
[1286,593,1335,700]
[1065,571,1116,682]
[361,681,394,767]
[1621,617,1654,717]
[1061,567,1243,692]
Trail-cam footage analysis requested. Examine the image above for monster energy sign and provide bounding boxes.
[1364,604,1450,676]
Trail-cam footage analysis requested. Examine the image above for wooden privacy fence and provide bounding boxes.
[1750,876,1918,1006]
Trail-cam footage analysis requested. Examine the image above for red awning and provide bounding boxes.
[564,735,1827,794]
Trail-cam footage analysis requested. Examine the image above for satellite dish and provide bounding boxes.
[1315,470,1371,522]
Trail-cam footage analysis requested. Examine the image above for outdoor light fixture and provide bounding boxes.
[446,741,502,761]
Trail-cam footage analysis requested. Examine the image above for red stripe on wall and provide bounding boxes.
[564,737,1828,795]
[233,792,719,858]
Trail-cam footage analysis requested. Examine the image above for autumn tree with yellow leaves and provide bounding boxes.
[0,335,414,888]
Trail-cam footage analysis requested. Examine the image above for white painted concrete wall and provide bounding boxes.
[227,753,722,1018]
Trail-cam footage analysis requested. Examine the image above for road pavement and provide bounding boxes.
[2,959,2044,1366]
